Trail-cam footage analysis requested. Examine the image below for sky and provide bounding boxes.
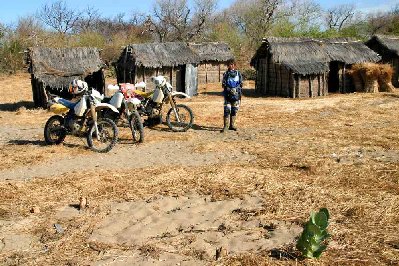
[0,0,397,25]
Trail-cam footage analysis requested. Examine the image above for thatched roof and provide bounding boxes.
[322,38,381,64]
[251,37,381,75]
[28,47,104,88]
[122,42,200,68]
[366,35,399,55]
[188,42,234,63]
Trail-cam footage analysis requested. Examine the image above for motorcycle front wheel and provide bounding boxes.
[128,110,144,143]
[166,104,194,132]
[44,115,67,145]
[87,118,118,153]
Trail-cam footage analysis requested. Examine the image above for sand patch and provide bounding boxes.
[91,193,301,264]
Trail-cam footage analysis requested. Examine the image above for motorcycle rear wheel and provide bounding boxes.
[44,115,67,145]
[166,104,194,132]
[128,110,144,143]
[87,118,118,153]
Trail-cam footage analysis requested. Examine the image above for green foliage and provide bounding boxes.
[270,19,296,37]
[241,68,256,80]
[296,208,330,259]
[0,38,24,74]
[208,22,244,58]
[72,31,106,48]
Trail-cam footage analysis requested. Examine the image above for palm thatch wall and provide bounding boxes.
[251,37,381,98]
[115,42,200,95]
[188,42,235,84]
[114,42,234,96]
[27,47,105,107]
[366,35,399,87]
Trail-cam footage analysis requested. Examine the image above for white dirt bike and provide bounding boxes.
[44,85,119,153]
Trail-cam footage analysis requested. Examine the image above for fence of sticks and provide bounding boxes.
[347,63,395,93]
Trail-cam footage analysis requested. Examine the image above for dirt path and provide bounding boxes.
[0,124,254,181]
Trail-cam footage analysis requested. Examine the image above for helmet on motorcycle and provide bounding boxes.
[152,76,166,87]
[69,79,88,94]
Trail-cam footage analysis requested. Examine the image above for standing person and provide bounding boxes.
[221,61,243,133]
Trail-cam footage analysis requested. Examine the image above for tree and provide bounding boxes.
[75,6,101,33]
[38,0,81,34]
[147,0,217,42]
[229,0,282,47]
[0,23,4,40]
[325,4,355,31]
[15,16,45,47]
[287,0,323,34]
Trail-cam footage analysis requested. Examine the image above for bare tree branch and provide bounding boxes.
[38,0,82,34]
[325,4,355,31]
[147,0,216,42]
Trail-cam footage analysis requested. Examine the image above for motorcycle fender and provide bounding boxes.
[171,91,190,98]
[95,103,119,113]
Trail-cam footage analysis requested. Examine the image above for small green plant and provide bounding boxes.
[296,208,330,259]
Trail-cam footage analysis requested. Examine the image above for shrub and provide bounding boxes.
[296,208,330,259]
[241,68,256,80]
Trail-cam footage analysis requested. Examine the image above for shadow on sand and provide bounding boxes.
[0,101,36,112]
[8,139,81,149]
[199,88,264,98]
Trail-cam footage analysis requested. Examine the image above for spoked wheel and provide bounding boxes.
[44,115,67,145]
[128,110,144,143]
[87,118,118,153]
[166,104,194,132]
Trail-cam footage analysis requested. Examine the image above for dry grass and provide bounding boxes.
[0,75,399,265]
[350,63,396,93]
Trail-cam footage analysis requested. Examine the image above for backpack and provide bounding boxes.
[226,71,241,89]
[225,70,241,101]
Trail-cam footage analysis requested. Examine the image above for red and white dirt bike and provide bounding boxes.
[131,76,194,132]
[102,83,145,143]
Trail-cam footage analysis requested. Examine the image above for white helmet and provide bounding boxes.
[69,79,88,94]
[152,76,166,87]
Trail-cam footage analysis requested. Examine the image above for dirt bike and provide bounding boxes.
[102,83,144,143]
[132,76,194,132]
[44,88,119,153]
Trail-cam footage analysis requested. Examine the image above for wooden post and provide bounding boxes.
[279,64,283,96]
[218,64,221,82]
[170,66,173,85]
[317,74,321,96]
[295,74,301,98]
[274,62,278,96]
[205,63,208,84]
[289,71,294,98]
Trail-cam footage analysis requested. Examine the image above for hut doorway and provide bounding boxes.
[328,62,339,93]
[176,66,185,92]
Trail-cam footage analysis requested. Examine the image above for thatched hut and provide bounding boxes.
[323,38,382,93]
[365,35,399,87]
[188,42,234,84]
[251,37,381,98]
[114,42,200,96]
[27,47,105,108]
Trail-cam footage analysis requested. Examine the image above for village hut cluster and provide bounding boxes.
[27,35,399,106]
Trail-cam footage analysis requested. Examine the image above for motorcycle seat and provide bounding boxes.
[133,90,153,98]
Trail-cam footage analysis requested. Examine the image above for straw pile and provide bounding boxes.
[349,63,395,93]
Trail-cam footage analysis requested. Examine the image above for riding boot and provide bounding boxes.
[220,116,229,133]
[229,115,237,131]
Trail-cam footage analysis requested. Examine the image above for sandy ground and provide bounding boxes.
[0,73,398,265]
